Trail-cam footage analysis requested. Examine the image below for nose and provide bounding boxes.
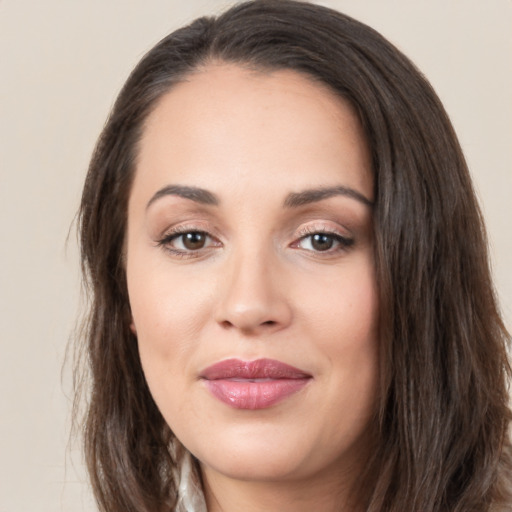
[214,247,292,335]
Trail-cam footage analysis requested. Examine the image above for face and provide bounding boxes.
[126,63,378,488]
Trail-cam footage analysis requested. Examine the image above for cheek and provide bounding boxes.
[129,254,208,340]
[298,258,379,412]
[300,258,379,347]
[126,254,213,402]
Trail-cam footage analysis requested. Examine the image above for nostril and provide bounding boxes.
[219,319,277,330]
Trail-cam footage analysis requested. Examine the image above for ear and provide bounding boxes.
[130,320,137,335]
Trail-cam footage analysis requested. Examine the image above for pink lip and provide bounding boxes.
[200,358,312,410]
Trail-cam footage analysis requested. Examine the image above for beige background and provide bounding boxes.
[0,1,510,510]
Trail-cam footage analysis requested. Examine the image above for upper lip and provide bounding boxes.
[200,358,311,380]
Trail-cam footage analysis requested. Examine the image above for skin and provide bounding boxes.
[126,63,379,512]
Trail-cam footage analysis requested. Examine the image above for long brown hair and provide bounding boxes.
[76,1,512,510]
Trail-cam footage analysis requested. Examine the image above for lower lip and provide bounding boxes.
[204,378,310,409]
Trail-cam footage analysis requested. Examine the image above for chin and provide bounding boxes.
[186,425,313,482]
[201,450,306,482]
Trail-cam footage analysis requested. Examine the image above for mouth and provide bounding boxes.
[199,358,312,410]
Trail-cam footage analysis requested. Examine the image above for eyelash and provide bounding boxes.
[156,226,354,258]
[293,227,354,254]
[156,227,218,259]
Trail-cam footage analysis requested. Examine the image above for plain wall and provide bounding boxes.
[0,1,510,510]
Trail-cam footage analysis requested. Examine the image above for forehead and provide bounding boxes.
[133,63,372,202]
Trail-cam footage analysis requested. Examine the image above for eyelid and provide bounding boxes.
[156,221,218,240]
[154,220,355,258]
[159,230,212,245]
[290,222,355,253]
[155,223,222,257]
[293,221,352,240]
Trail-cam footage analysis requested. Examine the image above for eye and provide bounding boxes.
[295,232,354,253]
[176,231,209,250]
[157,230,219,255]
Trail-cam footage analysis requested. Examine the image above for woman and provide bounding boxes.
[76,1,512,510]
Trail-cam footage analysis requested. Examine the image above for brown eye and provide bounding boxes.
[158,230,216,254]
[311,233,334,251]
[295,232,354,253]
[182,232,207,250]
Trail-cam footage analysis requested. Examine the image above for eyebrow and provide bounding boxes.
[284,186,373,208]
[146,183,373,210]
[146,185,219,210]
